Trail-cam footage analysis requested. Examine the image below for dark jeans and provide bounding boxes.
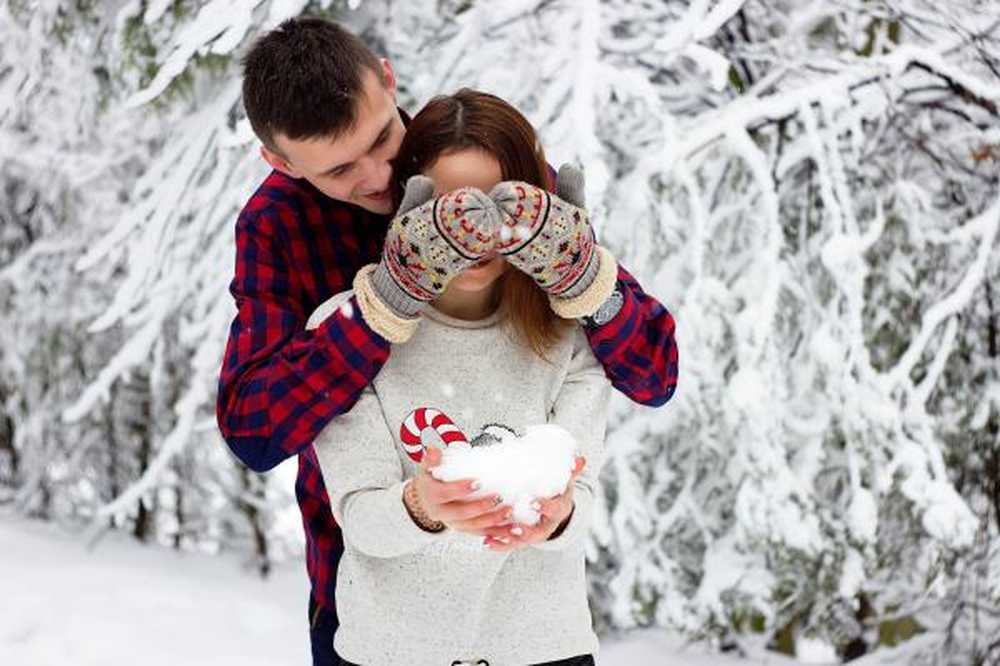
[340,654,595,665]
[309,592,342,666]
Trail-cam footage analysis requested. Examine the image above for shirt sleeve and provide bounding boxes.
[583,261,679,408]
[216,213,392,472]
[533,327,612,552]
[313,386,444,558]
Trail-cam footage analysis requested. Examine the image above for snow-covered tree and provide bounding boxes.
[4,0,999,662]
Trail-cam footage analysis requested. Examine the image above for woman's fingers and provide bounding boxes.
[418,447,485,505]
[479,519,529,540]
[483,535,524,552]
[528,457,584,521]
[482,518,554,550]
[481,520,542,541]
[449,503,514,533]
[419,446,445,476]
[422,476,481,505]
[435,494,504,523]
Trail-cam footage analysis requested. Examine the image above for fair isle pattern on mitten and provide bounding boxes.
[383,187,499,301]
[489,181,598,297]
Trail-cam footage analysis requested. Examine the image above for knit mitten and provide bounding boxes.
[358,176,502,342]
[489,164,618,318]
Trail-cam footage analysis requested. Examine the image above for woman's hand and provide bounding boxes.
[404,446,515,534]
[369,177,502,318]
[480,456,587,552]
[488,166,598,299]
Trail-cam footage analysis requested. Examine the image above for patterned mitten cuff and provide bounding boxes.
[353,264,421,344]
[557,242,601,300]
[549,246,619,319]
[370,261,425,319]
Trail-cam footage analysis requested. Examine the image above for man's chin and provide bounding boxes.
[357,195,395,215]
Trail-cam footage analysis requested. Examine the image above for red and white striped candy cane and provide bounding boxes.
[399,407,469,462]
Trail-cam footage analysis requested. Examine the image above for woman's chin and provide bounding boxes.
[450,275,499,292]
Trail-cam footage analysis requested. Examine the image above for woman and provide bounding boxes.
[310,89,612,666]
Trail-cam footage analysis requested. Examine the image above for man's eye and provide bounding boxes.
[329,166,350,178]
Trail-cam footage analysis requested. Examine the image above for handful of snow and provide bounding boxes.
[429,424,578,525]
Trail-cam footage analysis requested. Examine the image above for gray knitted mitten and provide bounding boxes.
[370,176,502,318]
[488,164,600,300]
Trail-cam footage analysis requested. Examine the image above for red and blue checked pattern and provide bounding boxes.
[217,168,678,614]
[583,262,679,407]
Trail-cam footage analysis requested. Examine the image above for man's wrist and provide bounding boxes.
[579,286,624,328]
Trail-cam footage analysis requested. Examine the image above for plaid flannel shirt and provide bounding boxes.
[217,169,679,612]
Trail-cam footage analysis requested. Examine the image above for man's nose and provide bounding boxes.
[357,156,392,192]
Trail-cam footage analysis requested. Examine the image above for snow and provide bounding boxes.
[7,1,1000,661]
[846,488,878,544]
[430,424,578,525]
[2,516,312,666]
[0,516,804,666]
[795,636,838,664]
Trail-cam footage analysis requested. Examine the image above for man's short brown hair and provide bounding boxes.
[241,17,382,152]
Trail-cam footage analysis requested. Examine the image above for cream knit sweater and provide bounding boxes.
[309,290,611,666]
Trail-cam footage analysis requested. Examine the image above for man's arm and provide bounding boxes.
[216,213,391,472]
[500,165,679,408]
[581,261,680,408]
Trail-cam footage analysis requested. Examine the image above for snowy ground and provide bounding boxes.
[1,516,901,666]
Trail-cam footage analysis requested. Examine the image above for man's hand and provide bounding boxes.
[480,456,587,552]
[404,446,514,535]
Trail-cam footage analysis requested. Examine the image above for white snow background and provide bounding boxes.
[4,0,1000,663]
[0,513,813,666]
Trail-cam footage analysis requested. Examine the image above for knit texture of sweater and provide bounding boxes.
[310,290,611,666]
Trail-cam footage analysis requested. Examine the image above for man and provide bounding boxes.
[217,16,679,665]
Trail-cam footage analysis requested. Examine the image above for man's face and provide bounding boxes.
[262,60,405,215]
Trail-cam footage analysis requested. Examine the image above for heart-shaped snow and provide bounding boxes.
[429,424,578,525]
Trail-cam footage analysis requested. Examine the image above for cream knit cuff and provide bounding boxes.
[548,246,619,320]
[353,264,422,344]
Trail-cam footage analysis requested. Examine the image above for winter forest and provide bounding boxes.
[2,0,1000,664]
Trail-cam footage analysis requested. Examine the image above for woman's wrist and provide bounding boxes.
[403,480,446,533]
[547,502,575,541]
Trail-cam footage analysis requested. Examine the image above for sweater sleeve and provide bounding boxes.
[533,327,612,552]
[313,385,444,558]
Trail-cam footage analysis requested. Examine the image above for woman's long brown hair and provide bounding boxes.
[392,89,573,360]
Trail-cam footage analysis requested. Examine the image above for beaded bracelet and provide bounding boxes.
[403,481,446,533]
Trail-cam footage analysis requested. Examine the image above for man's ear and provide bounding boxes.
[260,144,302,179]
[379,58,397,98]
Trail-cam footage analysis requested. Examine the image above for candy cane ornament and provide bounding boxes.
[399,407,470,462]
